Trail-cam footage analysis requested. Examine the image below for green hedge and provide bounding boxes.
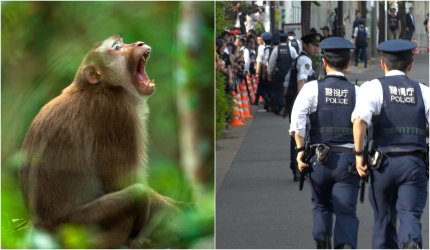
[215,72,232,139]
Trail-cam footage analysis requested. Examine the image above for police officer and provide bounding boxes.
[290,37,360,248]
[352,39,429,249]
[287,28,302,54]
[287,33,322,181]
[254,32,272,106]
[268,33,298,115]
[296,33,321,91]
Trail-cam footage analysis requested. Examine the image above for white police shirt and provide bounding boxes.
[297,52,314,81]
[289,71,361,143]
[266,43,298,88]
[351,70,430,125]
[256,44,265,64]
[239,46,250,74]
[267,43,299,76]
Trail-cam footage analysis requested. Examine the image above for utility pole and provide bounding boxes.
[371,1,377,56]
[338,1,344,37]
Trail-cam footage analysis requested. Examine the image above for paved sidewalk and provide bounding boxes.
[216,53,429,248]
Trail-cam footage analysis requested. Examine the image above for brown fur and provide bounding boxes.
[20,36,174,248]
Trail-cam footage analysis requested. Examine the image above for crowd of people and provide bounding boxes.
[216,4,429,250]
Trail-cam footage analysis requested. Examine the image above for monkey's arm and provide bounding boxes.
[62,183,178,248]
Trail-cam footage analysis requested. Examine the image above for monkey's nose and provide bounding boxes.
[136,42,145,47]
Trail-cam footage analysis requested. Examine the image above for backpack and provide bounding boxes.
[356,26,367,47]
[290,39,299,54]
[288,53,304,97]
[273,44,292,88]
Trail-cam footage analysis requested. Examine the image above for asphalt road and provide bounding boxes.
[216,53,429,249]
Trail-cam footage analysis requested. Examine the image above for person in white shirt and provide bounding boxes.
[290,37,360,248]
[353,19,369,68]
[286,32,322,181]
[255,32,272,105]
[234,36,250,75]
[352,39,429,249]
[267,33,298,115]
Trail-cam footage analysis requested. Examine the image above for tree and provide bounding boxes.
[398,1,407,39]
[378,1,386,43]
[301,1,311,35]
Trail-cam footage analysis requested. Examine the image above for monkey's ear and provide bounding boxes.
[83,65,101,85]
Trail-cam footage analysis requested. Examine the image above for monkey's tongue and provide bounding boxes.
[136,72,148,83]
[136,58,149,84]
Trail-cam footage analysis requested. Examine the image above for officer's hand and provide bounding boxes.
[355,155,368,177]
[296,151,308,172]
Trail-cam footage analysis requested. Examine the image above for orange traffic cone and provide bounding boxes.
[229,91,245,126]
[412,36,419,55]
[246,75,256,104]
[252,75,259,93]
[240,81,253,119]
[235,86,245,121]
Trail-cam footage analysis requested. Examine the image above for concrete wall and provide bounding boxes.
[310,1,429,49]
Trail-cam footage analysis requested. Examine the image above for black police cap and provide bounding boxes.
[320,37,355,57]
[261,32,272,41]
[279,33,288,39]
[301,33,323,44]
[271,33,280,44]
[378,39,416,60]
[320,37,355,50]
[377,39,416,53]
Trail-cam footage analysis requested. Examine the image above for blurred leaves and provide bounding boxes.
[215,72,232,139]
[1,1,214,248]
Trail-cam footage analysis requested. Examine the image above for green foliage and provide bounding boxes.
[1,2,214,248]
[215,72,232,139]
[216,1,233,37]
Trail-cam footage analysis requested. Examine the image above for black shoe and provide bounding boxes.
[315,237,332,249]
[293,173,299,182]
[401,241,421,249]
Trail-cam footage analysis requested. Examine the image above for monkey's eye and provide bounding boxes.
[112,42,122,51]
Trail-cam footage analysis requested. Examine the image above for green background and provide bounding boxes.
[1,1,214,248]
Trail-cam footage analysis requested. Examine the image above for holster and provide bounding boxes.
[315,144,331,163]
[368,148,383,170]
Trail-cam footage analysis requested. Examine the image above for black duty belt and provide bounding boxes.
[384,150,426,157]
[329,145,353,153]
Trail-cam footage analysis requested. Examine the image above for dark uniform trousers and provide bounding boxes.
[369,75,428,248]
[369,154,427,248]
[306,76,359,248]
[309,152,360,248]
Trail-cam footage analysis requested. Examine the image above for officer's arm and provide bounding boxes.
[296,57,309,93]
[297,79,306,93]
[294,132,308,171]
[353,117,368,177]
[243,49,250,74]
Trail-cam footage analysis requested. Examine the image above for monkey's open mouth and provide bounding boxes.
[136,50,155,95]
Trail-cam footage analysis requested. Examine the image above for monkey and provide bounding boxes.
[19,35,178,248]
